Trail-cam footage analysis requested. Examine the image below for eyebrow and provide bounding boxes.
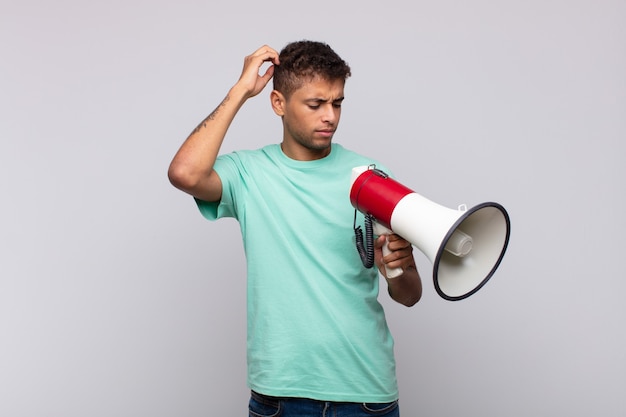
[305,97,345,104]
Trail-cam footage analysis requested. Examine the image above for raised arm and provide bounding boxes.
[168,45,280,202]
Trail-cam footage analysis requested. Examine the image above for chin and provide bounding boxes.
[311,138,333,149]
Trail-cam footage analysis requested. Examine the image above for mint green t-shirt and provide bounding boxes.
[195,143,398,402]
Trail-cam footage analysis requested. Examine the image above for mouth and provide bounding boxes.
[316,129,335,138]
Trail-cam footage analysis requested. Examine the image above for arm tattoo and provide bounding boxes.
[190,94,230,135]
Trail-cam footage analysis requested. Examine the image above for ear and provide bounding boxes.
[270,90,286,116]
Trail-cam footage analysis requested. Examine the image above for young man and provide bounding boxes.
[169,40,422,416]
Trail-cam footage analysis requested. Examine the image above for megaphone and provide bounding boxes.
[350,165,510,301]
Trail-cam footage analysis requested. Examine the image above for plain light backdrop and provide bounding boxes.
[1,1,624,416]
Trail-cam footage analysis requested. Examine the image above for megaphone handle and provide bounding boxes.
[372,222,403,279]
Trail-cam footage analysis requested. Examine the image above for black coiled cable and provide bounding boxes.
[354,211,375,268]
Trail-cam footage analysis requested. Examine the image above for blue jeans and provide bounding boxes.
[248,390,400,417]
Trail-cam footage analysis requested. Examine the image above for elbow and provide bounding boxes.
[168,161,197,192]
[389,289,421,308]
[388,285,422,307]
[398,290,422,307]
[168,161,220,202]
[167,162,185,190]
[405,291,422,307]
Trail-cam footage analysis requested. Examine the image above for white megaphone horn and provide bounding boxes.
[350,165,511,301]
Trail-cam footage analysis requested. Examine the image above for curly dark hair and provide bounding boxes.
[273,40,352,98]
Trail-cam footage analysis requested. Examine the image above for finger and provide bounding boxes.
[374,234,387,250]
[258,63,275,82]
[384,236,409,251]
[253,45,280,64]
[263,63,275,76]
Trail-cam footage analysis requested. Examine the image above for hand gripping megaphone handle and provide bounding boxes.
[372,221,404,279]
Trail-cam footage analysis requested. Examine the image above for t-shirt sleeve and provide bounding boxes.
[194,154,239,221]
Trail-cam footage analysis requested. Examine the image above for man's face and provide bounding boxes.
[274,76,345,160]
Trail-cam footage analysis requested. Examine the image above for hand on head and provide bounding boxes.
[237,45,280,98]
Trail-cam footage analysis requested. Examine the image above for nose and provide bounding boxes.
[321,104,339,124]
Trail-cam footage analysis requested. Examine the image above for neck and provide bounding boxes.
[280,142,332,161]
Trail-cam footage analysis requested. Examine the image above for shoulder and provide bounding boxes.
[332,143,389,172]
[216,144,280,167]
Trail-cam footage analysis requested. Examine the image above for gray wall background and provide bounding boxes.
[1,1,624,416]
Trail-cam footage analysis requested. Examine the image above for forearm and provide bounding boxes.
[385,264,422,307]
[168,46,279,201]
[168,84,249,199]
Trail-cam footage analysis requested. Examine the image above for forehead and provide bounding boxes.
[291,76,345,101]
